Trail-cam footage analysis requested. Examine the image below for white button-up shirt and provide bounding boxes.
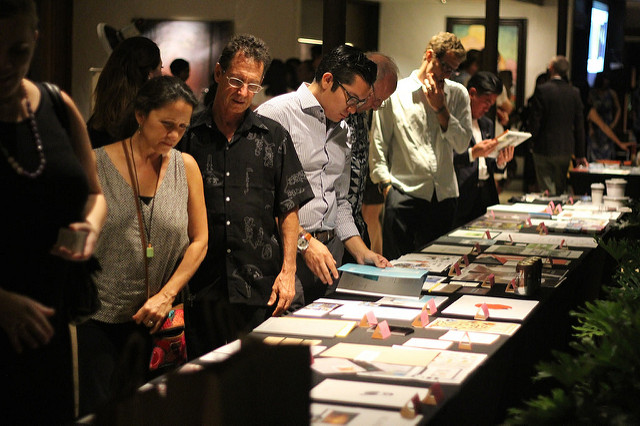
[370,70,472,201]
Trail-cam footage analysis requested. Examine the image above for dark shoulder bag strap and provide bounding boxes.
[42,82,71,136]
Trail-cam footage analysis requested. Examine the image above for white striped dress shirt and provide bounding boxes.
[256,83,359,241]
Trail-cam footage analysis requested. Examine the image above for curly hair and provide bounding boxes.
[218,34,272,78]
[426,32,466,62]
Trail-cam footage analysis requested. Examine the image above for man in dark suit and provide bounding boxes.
[453,71,514,228]
[529,56,587,195]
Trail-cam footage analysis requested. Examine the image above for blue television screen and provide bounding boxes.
[587,1,609,85]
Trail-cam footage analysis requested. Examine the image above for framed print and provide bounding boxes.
[446,18,527,110]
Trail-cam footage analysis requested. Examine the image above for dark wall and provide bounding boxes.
[29,0,73,92]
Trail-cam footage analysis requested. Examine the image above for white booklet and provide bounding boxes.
[311,378,429,409]
[488,130,531,158]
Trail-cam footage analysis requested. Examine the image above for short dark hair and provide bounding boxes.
[458,49,481,72]
[170,58,190,76]
[314,45,377,91]
[118,76,197,137]
[218,34,272,78]
[467,71,503,96]
[0,0,38,28]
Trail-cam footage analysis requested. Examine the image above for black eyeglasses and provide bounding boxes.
[336,81,368,108]
[226,75,263,93]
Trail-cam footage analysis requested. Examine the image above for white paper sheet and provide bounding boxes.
[441,295,539,321]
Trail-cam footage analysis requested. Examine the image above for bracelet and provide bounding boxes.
[436,105,447,115]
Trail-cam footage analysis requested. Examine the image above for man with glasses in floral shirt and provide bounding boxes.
[370,32,473,259]
[180,34,314,358]
[257,45,390,307]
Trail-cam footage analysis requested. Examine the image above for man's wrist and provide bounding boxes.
[378,181,392,194]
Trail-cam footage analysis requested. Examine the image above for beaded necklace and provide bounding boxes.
[0,87,46,178]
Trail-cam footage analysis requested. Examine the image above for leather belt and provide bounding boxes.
[311,229,335,244]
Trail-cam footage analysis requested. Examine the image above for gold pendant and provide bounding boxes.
[146,244,154,258]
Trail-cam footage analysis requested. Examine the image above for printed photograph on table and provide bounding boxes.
[311,403,423,425]
[456,263,519,284]
[426,317,521,335]
[441,295,539,321]
[391,253,463,274]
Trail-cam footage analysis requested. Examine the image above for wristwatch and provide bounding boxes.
[297,231,312,253]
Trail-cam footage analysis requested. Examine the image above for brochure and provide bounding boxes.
[487,130,531,158]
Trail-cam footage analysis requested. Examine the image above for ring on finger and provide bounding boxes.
[147,320,154,327]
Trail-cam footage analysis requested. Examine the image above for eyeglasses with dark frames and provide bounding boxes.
[225,75,263,93]
[336,80,369,108]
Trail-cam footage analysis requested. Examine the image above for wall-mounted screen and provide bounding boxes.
[587,0,609,86]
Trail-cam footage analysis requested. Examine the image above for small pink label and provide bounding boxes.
[526,217,532,226]
[366,311,378,326]
[556,204,563,213]
[420,309,430,326]
[490,210,495,219]
[463,254,469,266]
[474,243,482,253]
[454,262,461,276]
[559,239,565,248]
[430,383,444,403]
[487,274,495,286]
[428,298,437,315]
[376,320,391,339]
[485,230,491,239]
[508,234,513,242]
[481,302,490,317]
[569,196,574,205]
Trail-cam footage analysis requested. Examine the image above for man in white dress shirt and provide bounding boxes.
[257,45,390,305]
[370,32,473,259]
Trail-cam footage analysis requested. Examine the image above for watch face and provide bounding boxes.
[297,235,309,251]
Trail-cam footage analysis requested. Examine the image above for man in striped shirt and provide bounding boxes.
[257,45,390,306]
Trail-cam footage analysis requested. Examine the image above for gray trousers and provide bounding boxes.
[532,153,573,195]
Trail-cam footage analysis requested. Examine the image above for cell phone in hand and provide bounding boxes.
[55,228,88,254]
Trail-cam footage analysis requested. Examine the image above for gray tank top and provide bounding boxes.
[92,148,190,323]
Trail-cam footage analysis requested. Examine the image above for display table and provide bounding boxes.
[246,219,609,424]
[108,206,613,425]
[569,164,640,199]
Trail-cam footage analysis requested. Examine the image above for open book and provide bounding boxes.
[488,130,532,158]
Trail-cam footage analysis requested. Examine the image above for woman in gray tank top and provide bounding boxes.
[76,76,208,415]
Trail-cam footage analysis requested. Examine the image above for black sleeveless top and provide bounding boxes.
[0,83,89,306]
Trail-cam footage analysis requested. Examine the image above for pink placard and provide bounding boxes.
[544,205,553,214]
[487,273,495,287]
[540,222,548,235]
[569,196,574,205]
[474,243,482,254]
[366,311,378,326]
[428,298,437,315]
[549,201,555,210]
[490,210,495,219]
[420,309,430,326]
[508,234,513,242]
[526,217,532,226]
[373,320,391,339]
[430,383,444,403]
[463,254,469,266]
[481,302,490,318]
[485,230,491,239]
[411,393,422,413]
[454,262,461,276]
[556,204,563,213]
[559,239,565,248]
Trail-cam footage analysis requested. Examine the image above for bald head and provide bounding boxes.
[359,52,399,112]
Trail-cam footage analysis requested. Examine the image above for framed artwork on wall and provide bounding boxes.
[446,18,527,110]
[138,19,234,104]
